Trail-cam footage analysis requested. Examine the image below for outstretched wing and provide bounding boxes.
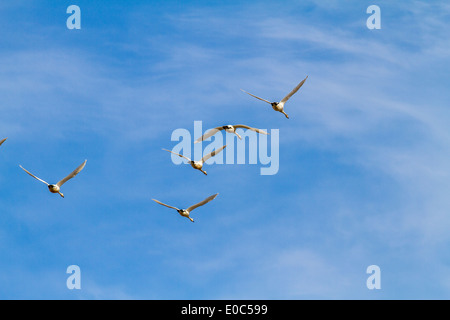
[280,76,308,104]
[0,138,6,147]
[201,145,226,163]
[194,127,224,144]
[233,125,269,135]
[187,193,218,212]
[162,149,191,162]
[152,199,179,211]
[240,89,272,104]
[56,160,87,187]
[19,165,50,186]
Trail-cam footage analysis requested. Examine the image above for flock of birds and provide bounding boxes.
[153,75,308,222]
[1,75,308,223]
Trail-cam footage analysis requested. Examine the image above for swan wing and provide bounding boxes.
[201,145,226,163]
[152,199,179,211]
[233,125,269,135]
[20,165,50,186]
[187,193,218,212]
[56,160,87,187]
[280,76,308,103]
[240,89,271,104]
[194,127,224,144]
[162,149,191,162]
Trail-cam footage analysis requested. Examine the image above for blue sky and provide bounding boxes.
[0,0,450,299]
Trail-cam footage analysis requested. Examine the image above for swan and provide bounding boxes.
[194,125,268,143]
[163,145,226,175]
[152,193,218,222]
[241,76,308,119]
[19,160,87,198]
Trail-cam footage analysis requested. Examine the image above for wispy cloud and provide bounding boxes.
[1,1,450,299]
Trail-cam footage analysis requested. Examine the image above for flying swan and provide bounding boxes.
[163,145,226,175]
[152,193,218,222]
[19,160,87,198]
[194,125,268,143]
[241,76,308,119]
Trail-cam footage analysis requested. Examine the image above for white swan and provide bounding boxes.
[152,193,218,222]
[0,138,6,147]
[19,160,87,198]
[194,125,268,143]
[163,145,226,175]
[241,76,308,119]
